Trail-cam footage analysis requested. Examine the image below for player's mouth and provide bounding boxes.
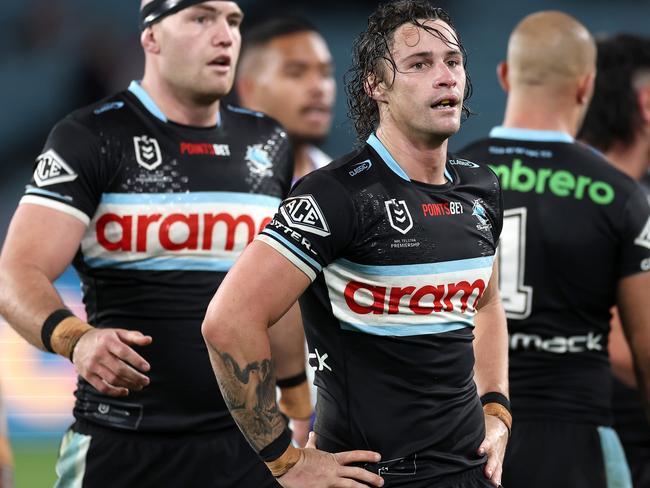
[301,104,332,123]
[430,96,460,110]
[208,55,232,72]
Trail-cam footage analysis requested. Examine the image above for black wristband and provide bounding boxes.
[258,427,292,462]
[480,392,511,413]
[276,371,307,389]
[41,309,74,353]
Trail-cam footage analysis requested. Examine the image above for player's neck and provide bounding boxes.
[140,77,221,127]
[605,140,650,181]
[501,91,582,137]
[376,125,448,185]
[293,144,316,180]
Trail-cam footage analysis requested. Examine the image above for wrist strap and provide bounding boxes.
[41,309,74,353]
[264,443,302,478]
[483,403,512,436]
[278,373,313,420]
[276,371,307,388]
[480,391,511,412]
[259,428,293,462]
[50,316,93,361]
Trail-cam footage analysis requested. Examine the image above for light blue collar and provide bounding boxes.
[489,126,574,143]
[366,133,452,183]
[128,80,221,126]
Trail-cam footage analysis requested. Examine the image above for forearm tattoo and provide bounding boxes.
[212,349,286,452]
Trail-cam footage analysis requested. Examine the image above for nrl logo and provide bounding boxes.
[385,199,413,235]
[280,195,330,237]
[246,144,274,178]
[133,135,162,170]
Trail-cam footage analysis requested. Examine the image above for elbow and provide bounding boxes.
[201,301,235,352]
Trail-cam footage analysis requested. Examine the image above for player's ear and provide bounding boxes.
[141,26,161,55]
[366,72,388,103]
[577,71,595,106]
[496,61,509,93]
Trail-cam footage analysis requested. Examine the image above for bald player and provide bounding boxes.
[580,34,650,488]
[236,17,335,181]
[460,12,650,488]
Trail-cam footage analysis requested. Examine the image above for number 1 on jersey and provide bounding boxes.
[499,207,533,319]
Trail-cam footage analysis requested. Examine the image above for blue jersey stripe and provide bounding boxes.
[340,321,470,336]
[333,255,494,276]
[489,126,574,143]
[100,191,282,207]
[128,81,168,122]
[261,229,322,273]
[25,186,73,202]
[366,134,411,181]
[84,256,235,271]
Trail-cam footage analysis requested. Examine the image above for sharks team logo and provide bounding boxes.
[245,144,274,178]
[133,135,162,170]
[472,199,492,231]
[385,199,413,235]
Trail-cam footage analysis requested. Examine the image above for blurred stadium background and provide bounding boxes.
[0,0,648,486]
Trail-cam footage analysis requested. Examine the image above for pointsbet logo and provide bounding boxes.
[489,159,615,205]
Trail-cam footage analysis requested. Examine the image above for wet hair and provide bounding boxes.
[579,34,650,151]
[346,0,472,142]
[241,16,320,54]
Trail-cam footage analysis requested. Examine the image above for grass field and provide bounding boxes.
[12,439,59,488]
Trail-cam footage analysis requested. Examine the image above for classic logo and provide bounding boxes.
[245,144,273,177]
[385,199,413,235]
[133,135,162,170]
[280,195,330,237]
[449,158,479,168]
[634,216,650,250]
[348,159,372,177]
[472,199,492,231]
[33,149,78,187]
[93,101,124,115]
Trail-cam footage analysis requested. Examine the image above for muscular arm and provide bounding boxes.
[472,259,509,487]
[616,271,650,419]
[0,204,84,347]
[473,259,509,397]
[202,241,311,451]
[0,204,151,396]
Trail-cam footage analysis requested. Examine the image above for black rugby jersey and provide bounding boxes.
[459,127,650,425]
[21,81,293,432]
[257,134,502,484]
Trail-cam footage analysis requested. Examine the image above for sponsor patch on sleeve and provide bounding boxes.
[634,216,650,250]
[33,149,78,187]
[279,195,331,237]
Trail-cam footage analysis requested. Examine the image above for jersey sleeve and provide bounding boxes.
[619,185,650,277]
[256,170,356,282]
[20,116,104,225]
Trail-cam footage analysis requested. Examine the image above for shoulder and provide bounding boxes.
[222,104,285,133]
[293,146,374,194]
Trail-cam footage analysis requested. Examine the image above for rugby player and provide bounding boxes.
[237,17,336,182]
[459,12,650,488]
[0,1,310,486]
[579,33,650,488]
[202,1,510,487]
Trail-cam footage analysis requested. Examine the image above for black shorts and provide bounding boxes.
[54,420,280,488]
[622,445,650,488]
[502,421,632,488]
[361,463,492,488]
